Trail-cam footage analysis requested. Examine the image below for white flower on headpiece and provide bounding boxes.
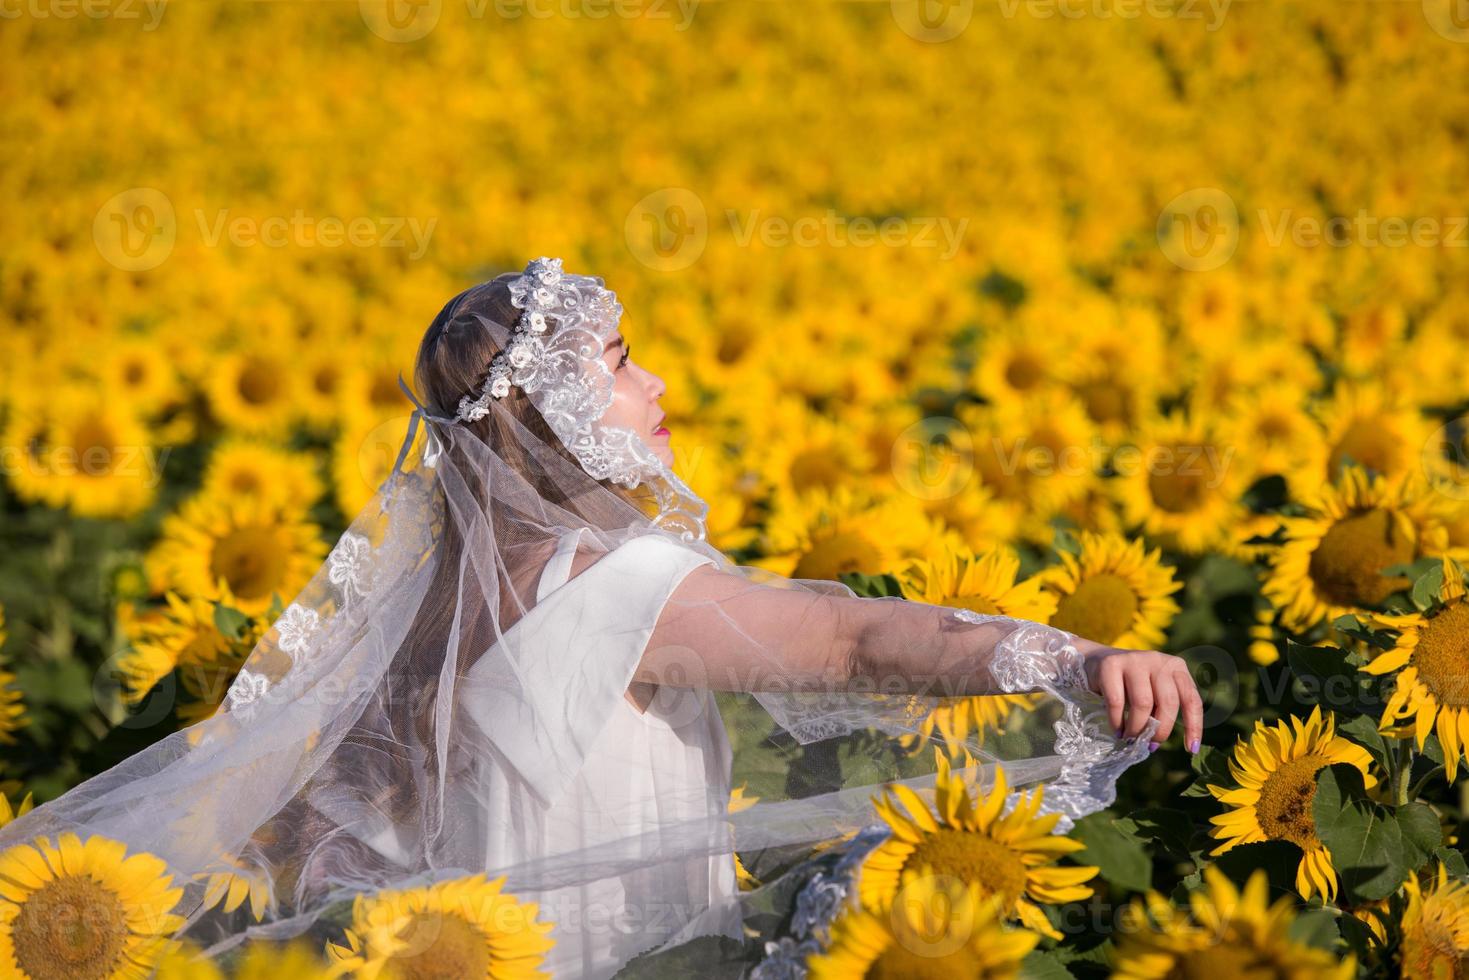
[534,258,563,285]
[490,375,513,398]
[276,604,321,658]
[508,341,535,368]
[527,310,548,333]
[532,286,555,307]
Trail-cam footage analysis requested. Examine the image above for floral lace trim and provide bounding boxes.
[749,824,891,980]
[223,531,378,723]
[949,609,1153,833]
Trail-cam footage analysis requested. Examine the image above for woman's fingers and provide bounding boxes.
[1084,647,1205,751]
[1176,662,1205,751]
[1099,655,1127,736]
[1122,662,1154,739]
[1149,665,1181,744]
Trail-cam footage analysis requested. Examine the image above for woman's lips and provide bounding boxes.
[654,425,670,436]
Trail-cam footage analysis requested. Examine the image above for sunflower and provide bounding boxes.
[968,317,1068,407]
[115,589,235,705]
[1213,382,1329,505]
[205,346,299,437]
[985,387,1102,517]
[1307,380,1441,499]
[1400,861,1469,979]
[1262,465,1450,633]
[893,543,1053,755]
[1034,531,1183,650]
[324,873,554,980]
[1205,706,1378,902]
[0,401,61,511]
[756,484,959,582]
[1109,866,1356,980]
[0,604,28,745]
[98,335,179,418]
[1113,409,1250,556]
[154,938,333,979]
[859,757,1096,939]
[1057,303,1165,444]
[807,869,1038,980]
[194,855,274,922]
[200,438,325,513]
[145,493,326,617]
[42,395,159,520]
[754,395,877,502]
[0,832,187,980]
[1361,556,1469,781]
[0,791,34,828]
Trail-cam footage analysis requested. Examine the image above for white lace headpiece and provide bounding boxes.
[415,256,708,540]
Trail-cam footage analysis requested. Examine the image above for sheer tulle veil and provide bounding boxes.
[0,257,1155,977]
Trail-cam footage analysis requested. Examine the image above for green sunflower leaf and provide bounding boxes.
[1285,640,1378,714]
[1071,811,1151,894]
[1336,714,1391,770]
[1396,802,1444,872]
[1314,763,1408,904]
[1411,564,1446,612]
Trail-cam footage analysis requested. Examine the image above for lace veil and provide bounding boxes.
[0,257,1155,977]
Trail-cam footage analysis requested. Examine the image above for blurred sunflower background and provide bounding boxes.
[3,1,1469,976]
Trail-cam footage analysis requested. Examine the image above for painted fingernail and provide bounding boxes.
[1114,727,1125,739]
[1147,741,1160,753]
[1187,739,1201,753]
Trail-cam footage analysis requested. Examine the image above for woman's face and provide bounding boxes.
[598,332,673,467]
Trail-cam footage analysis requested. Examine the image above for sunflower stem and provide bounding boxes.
[1389,739,1414,806]
[1406,764,1442,802]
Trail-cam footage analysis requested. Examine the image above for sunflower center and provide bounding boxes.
[1005,354,1044,392]
[387,912,490,980]
[1256,755,1329,850]
[1147,446,1217,514]
[1328,421,1397,480]
[1162,944,1290,980]
[904,831,1028,907]
[789,448,843,496]
[1077,381,1128,426]
[312,364,342,396]
[793,531,885,581]
[1412,603,1469,708]
[1308,507,1414,607]
[869,939,988,980]
[1051,574,1139,645]
[71,420,118,475]
[11,875,131,980]
[211,525,291,601]
[238,358,281,405]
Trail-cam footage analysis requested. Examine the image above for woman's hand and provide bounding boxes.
[1078,645,1204,752]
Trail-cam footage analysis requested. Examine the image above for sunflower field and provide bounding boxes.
[3,0,1469,977]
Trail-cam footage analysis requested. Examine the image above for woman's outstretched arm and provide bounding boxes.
[633,562,1204,750]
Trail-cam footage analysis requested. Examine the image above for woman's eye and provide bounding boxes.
[619,346,631,368]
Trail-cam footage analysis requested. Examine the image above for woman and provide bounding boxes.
[0,257,1201,979]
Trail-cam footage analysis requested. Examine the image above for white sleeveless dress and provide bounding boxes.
[460,528,744,979]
